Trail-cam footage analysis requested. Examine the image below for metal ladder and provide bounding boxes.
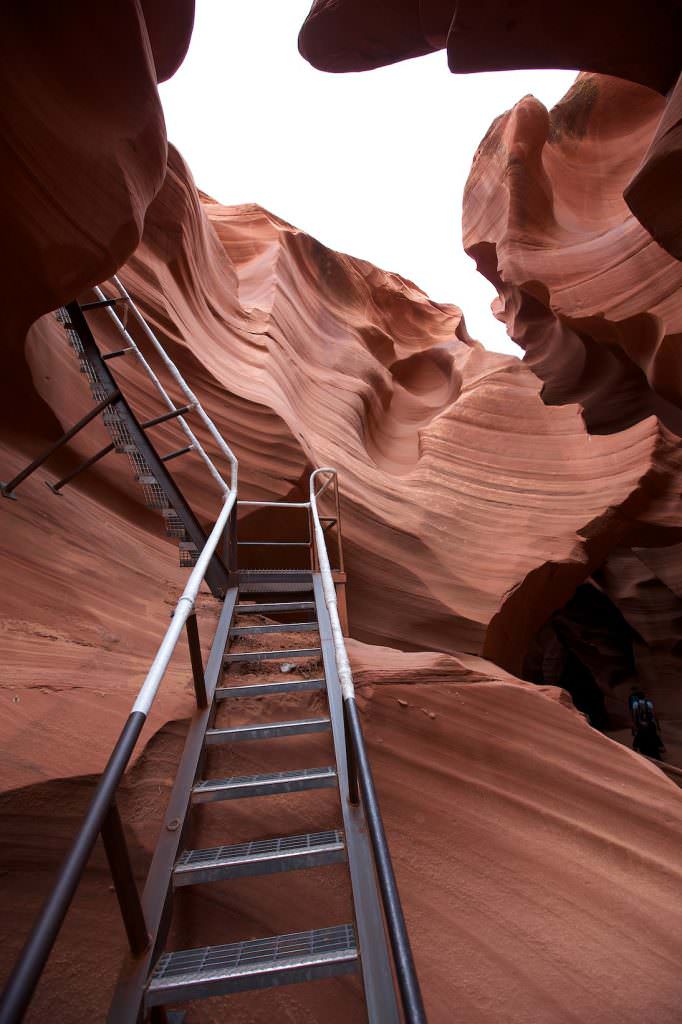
[108,499,402,1021]
[0,283,425,1022]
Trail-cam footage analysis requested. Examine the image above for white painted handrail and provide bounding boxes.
[92,277,237,498]
[309,468,354,700]
[112,275,238,494]
[90,279,240,715]
[131,490,235,715]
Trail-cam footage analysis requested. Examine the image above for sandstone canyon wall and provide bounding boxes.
[299,0,682,780]
[2,5,682,1024]
[461,72,682,755]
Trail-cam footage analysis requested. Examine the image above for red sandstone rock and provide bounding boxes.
[462,72,682,755]
[3,18,682,1023]
[299,2,682,270]
[463,74,682,427]
[61,159,676,681]
[3,167,682,1024]
[0,0,194,350]
[625,72,682,261]
[299,1,679,93]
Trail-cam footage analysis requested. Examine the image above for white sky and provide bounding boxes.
[160,2,576,356]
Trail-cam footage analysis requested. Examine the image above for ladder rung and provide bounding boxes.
[161,445,193,463]
[224,647,321,664]
[141,403,194,429]
[192,766,337,803]
[236,601,316,615]
[215,678,325,700]
[230,622,318,637]
[80,297,124,311]
[205,717,331,745]
[145,924,358,1006]
[102,346,134,360]
[173,830,345,886]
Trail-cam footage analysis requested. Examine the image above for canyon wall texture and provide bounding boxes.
[298,0,680,92]
[2,6,682,1024]
[2,143,681,1023]
[461,71,682,760]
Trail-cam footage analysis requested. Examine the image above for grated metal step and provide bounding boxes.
[215,678,326,701]
[236,601,316,615]
[179,540,199,567]
[239,570,314,594]
[145,924,358,1007]
[192,766,337,804]
[224,647,322,665]
[230,622,319,637]
[173,830,345,886]
[205,717,331,745]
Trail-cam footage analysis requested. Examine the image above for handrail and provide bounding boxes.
[132,492,236,714]
[309,469,353,698]
[0,495,237,1024]
[93,277,237,499]
[309,468,427,1024]
[0,286,240,1023]
[113,275,238,493]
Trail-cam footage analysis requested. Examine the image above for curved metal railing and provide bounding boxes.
[97,274,237,498]
[309,468,427,1024]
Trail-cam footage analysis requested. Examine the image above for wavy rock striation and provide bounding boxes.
[463,75,682,427]
[2,17,682,1023]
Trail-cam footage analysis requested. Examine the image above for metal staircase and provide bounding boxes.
[2,277,235,593]
[0,283,426,1023]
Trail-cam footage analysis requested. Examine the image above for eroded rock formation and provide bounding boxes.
[0,0,194,349]
[461,72,682,763]
[298,1,680,92]
[23,154,680,682]
[2,138,681,1022]
[3,8,682,1024]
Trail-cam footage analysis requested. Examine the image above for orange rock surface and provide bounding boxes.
[462,73,682,758]
[0,0,194,348]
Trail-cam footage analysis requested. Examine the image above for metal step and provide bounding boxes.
[192,766,337,804]
[215,678,326,700]
[205,717,331,745]
[230,622,318,637]
[239,570,314,594]
[224,647,322,664]
[145,924,358,1007]
[237,541,311,547]
[240,570,313,581]
[236,601,316,615]
[173,830,345,886]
